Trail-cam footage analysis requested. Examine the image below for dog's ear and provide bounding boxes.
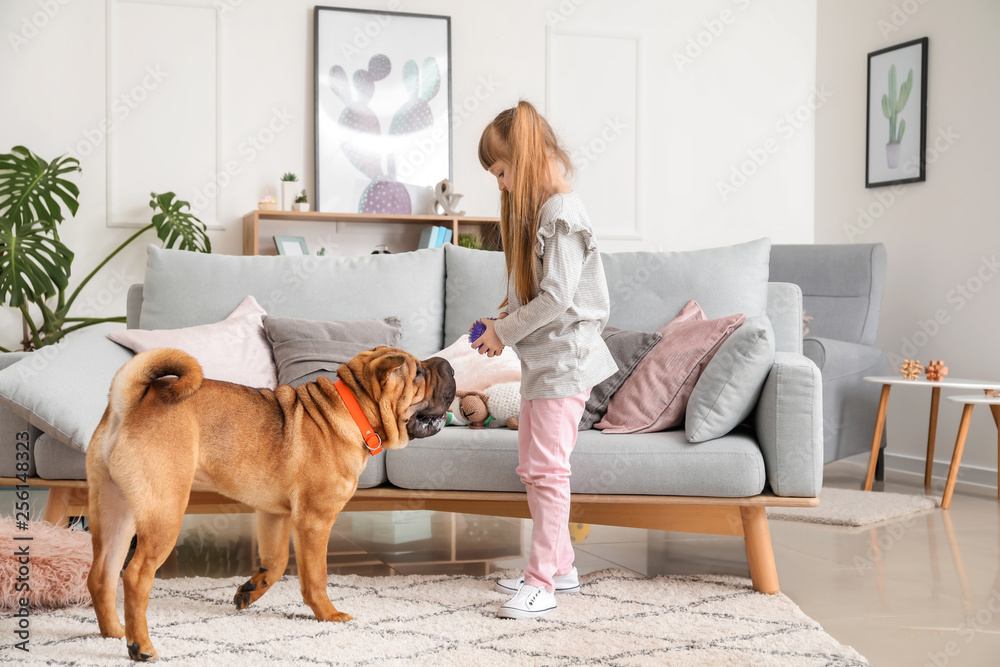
[371,354,411,387]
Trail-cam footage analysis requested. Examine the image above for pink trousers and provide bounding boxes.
[517,387,591,593]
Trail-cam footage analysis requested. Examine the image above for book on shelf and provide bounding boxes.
[418,226,436,249]
[438,227,453,246]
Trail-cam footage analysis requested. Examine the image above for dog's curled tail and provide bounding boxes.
[110,348,204,415]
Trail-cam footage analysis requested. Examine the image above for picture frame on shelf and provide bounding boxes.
[274,235,309,256]
[866,37,928,188]
[314,6,452,216]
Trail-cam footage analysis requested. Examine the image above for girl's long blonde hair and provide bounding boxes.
[478,100,572,308]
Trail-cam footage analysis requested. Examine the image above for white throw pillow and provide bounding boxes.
[108,295,277,388]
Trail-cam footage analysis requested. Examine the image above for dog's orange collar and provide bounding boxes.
[333,379,383,456]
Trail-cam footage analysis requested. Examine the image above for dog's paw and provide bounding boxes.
[101,623,126,639]
[322,611,354,623]
[234,581,256,610]
[127,641,157,661]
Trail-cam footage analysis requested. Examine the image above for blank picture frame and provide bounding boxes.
[274,235,309,256]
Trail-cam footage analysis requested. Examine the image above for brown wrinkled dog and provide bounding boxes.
[86,346,455,661]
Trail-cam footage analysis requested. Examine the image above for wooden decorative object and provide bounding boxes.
[925,360,948,382]
[900,359,923,380]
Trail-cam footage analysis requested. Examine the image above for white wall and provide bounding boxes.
[816,0,1000,489]
[0,0,816,350]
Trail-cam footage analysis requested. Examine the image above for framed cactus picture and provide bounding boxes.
[314,6,452,215]
[866,37,928,188]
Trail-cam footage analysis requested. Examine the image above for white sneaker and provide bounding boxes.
[494,567,580,595]
[497,584,557,619]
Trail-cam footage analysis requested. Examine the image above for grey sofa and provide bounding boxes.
[769,244,888,471]
[0,238,823,595]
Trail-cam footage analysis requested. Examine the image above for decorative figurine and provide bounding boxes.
[925,360,948,382]
[431,178,466,216]
[900,359,923,380]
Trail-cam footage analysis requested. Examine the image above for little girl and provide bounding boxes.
[473,100,617,619]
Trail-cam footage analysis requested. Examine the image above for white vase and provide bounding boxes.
[292,202,310,212]
[885,142,901,169]
[281,182,299,211]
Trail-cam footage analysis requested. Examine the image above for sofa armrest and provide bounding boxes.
[802,337,885,380]
[754,351,823,497]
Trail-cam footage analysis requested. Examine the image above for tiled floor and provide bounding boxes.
[7,460,1000,666]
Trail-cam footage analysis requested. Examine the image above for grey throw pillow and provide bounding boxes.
[579,326,662,430]
[264,315,402,387]
[0,324,133,452]
[685,315,775,442]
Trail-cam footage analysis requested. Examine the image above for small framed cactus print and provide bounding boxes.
[315,6,453,215]
[865,37,928,188]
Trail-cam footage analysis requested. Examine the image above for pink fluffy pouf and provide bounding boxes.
[0,517,93,608]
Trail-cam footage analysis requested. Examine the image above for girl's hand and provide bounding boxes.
[473,318,505,358]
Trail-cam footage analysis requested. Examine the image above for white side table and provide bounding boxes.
[942,394,1000,509]
[862,377,1000,494]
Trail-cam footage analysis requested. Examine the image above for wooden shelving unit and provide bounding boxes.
[242,209,500,256]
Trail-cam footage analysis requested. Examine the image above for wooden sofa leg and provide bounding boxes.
[740,506,779,594]
[42,487,72,528]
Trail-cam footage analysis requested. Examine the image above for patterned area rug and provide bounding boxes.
[3,569,868,666]
[767,487,938,527]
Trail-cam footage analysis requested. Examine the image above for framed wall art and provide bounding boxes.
[866,37,928,188]
[314,6,452,214]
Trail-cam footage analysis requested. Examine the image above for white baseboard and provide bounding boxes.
[836,451,998,495]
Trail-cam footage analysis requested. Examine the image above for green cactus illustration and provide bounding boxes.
[881,64,913,144]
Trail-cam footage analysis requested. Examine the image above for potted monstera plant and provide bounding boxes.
[0,146,212,351]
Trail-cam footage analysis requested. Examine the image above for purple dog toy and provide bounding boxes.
[469,319,494,345]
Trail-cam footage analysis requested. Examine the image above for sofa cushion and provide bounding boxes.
[0,324,131,452]
[386,426,765,497]
[109,296,277,388]
[433,334,521,394]
[28,430,386,486]
[139,245,446,358]
[443,245,508,346]
[0,351,39,477]
[596,301,745,434]
[603,238,770,331]
[579,327,661,430]
[33,434,87,480]
[264,315,402,386]
[685,315,775,443]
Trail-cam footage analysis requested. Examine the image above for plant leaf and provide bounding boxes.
[0,146,81,233]
[0,217,74,307]
[148,192,212,253]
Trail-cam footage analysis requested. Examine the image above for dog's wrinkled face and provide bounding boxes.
[404,356,456,439]
[346,347,456,445]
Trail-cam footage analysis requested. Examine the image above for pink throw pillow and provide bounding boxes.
[433,334,521,393]
[107,296,277,388]
[595,301,745,434]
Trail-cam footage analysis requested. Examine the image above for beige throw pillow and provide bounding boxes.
[107,295,277,388]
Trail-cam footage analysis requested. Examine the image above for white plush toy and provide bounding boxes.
[446,382,522,429]
[485,381,521,430]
